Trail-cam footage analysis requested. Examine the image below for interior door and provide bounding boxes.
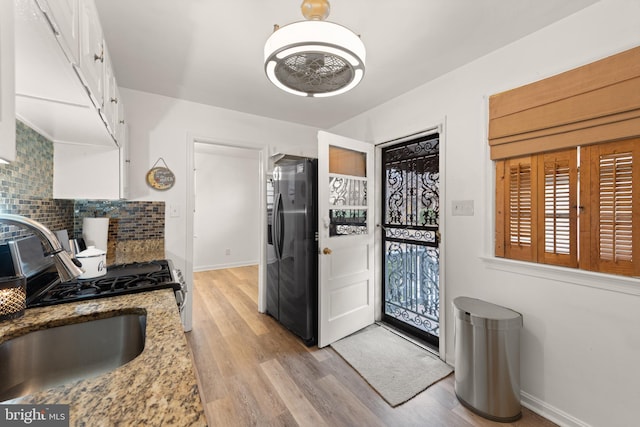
[317,131,375,347]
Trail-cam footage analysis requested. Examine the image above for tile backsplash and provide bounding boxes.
[0,121,164,264]
[0,121,74,241]
[74,200,165,265]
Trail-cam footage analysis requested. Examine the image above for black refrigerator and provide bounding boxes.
[266,156,318,346]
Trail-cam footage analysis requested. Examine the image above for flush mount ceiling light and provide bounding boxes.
[264,0,366,97]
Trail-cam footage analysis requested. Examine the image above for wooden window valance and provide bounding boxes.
[488,46,640,160]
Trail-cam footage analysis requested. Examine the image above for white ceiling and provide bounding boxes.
[94,0,599,129]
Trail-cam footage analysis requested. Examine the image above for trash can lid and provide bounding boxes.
[453,296,522,329]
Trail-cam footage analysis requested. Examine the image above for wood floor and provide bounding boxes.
[186,266,556,427]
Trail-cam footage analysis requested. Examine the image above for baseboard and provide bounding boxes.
[521,391,591,427]
[193,261,257,272]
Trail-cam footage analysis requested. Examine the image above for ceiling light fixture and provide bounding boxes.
[264,0,366,98]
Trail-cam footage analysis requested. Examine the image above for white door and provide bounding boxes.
[317,131,375,347]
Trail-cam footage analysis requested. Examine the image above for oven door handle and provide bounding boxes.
[175,288,186,312]
[172,268,188,313]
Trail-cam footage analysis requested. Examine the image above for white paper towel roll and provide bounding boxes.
[82,217,109,252]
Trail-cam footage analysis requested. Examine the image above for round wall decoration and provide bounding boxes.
[146,158,175,191]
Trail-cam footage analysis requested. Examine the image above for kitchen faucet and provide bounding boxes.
[0,214,83,282]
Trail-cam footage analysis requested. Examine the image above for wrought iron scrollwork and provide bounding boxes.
[329,209,367,236]
[382,134,441,337]
[385,227,437,244]
[329,177,367,206]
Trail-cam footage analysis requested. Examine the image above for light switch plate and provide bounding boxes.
[169,205,180,218]
[452,200,474,216]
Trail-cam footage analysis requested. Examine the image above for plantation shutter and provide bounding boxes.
[581,139,640,276]
[498,156,538,261]
[538,149,578,267]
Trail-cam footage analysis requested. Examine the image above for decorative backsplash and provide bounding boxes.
[0,121,164,265]
[74,200,165,265]
[0,121,74,241]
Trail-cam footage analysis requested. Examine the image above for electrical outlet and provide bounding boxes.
[452,200,474,216]
[225,248,231,256]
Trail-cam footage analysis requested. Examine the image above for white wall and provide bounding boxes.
[120,87,318,330]
[194,143,260,270]
[330,1,640,426]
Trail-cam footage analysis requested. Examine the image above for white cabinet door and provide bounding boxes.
[115,86,128,198]
[115,86,125,143]
[78,0,103,109]
[102,46,117,135]
[118,123,129,199]
[0,0,16,163]
[317,131,375,347]
[35,0,79,65]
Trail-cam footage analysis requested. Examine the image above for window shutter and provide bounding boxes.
[538,150,578,267]
[503,156,538,261]
[582,139,640,276]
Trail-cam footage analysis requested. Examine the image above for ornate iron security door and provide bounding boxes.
[382,133,440,345]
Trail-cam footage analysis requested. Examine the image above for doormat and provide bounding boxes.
[330,325,453,407]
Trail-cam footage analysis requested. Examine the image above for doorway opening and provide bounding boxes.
[185,137,267,331]
[193,143,261,272]
[380,132,441,348]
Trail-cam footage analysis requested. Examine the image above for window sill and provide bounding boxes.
[480,256,640,297]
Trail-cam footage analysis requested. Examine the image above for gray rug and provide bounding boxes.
[330,325,453,407]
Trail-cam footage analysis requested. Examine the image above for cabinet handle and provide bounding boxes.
[119,120,125,124]
[94,50,104,63]
[111,97,118,104]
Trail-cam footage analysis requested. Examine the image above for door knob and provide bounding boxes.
[322,247,332,255]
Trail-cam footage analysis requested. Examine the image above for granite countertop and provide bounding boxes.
[0,290,206,426]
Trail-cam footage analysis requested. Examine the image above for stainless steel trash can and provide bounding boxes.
[453,297,523,422]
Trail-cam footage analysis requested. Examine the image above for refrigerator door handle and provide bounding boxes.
[277,193,285,259]
[273,192,283,260]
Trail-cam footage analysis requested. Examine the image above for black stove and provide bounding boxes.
[26,259,186,310]
[1,235,187,313]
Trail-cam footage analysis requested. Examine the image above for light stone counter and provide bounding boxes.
[0,290,206,426]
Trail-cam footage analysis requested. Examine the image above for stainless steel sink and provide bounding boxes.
[0,313,146,401]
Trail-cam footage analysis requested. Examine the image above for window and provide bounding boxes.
[495,140,639,277]
[489,45,640,278]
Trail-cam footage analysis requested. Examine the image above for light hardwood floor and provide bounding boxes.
[186,266,556,427]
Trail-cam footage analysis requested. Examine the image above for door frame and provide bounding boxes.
[186,134,269,330]
[374,121,447,359]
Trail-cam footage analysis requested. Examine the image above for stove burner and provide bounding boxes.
[54,283,102,299]
[27,260,182,308]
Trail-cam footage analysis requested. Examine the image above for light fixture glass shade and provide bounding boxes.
[264,21,366,97]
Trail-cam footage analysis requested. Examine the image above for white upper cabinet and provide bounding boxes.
[14,0,129,198]
[0,0,16,163]
[15,0,124,147]
[78,0,104,111]
[34,0,79,65]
